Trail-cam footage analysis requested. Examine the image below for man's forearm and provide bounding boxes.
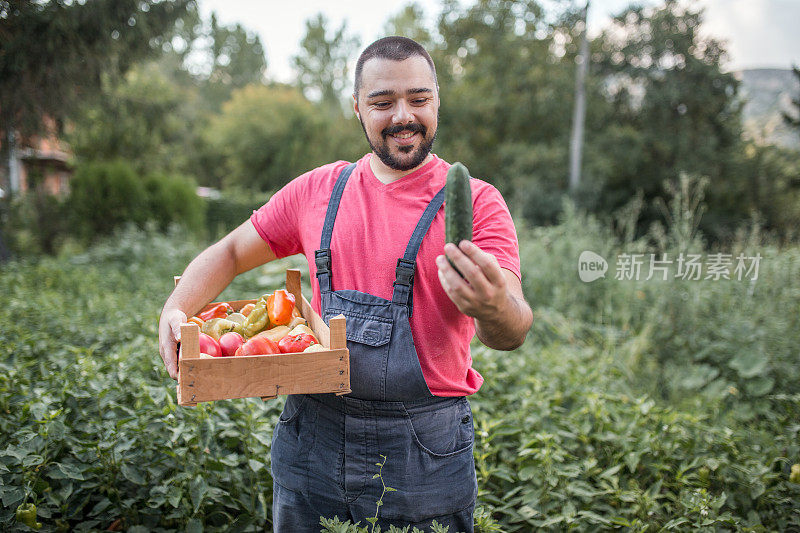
[475,291,533,351]
[163,240,239,317]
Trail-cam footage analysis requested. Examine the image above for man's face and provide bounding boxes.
[354,56,439,172]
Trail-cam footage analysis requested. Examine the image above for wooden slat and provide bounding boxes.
[299,293,330,347]
[178,349,351,405]
[180,324,200,359]
[286,269,302,302]
[329,315,347,350]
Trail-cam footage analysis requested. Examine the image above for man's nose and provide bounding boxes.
[392,100,413,124]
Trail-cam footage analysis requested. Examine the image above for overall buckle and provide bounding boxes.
[394,258,416,287]
[315,249,332,276]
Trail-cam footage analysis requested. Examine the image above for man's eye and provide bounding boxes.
[373,102,391,109]
[412,98,430,105]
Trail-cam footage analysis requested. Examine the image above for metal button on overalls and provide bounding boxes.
[271,163,478,531]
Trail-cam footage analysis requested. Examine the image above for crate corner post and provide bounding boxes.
[177,323,200,407]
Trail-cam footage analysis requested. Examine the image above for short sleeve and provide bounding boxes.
[250,172,309,259]
[470,180,522,281]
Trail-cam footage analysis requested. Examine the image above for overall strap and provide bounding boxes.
[315,163,357,293]
[392,185,447,316]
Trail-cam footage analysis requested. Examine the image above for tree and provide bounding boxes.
[594,0,745,238]
[204,84,363,191]
[66,61,199,174]
[200,13,268,110]
[383,3,435,49]
[291,13,360,113]
[0,0,192,194]
[783,66,800,131]
[433,0,584,217]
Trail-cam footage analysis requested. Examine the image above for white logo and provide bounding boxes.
[578,251,608,282]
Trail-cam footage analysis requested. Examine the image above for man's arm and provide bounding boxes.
[436,240,533,351]
[158,221,277,379]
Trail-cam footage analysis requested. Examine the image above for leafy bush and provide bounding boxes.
[3,192,72,256]
[144,172,206,234]
[68,160,206,243]
[0,216,799,531]
[69,159,149,239]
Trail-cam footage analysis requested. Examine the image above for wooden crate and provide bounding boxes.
[176,269,350,407]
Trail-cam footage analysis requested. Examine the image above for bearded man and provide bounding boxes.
[159,36,533,532]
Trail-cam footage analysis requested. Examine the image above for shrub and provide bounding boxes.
[143,172,206,234]
[68,160,206,242]
[69,159,148,239]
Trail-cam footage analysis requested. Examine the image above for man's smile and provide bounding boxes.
[390,130,419,145]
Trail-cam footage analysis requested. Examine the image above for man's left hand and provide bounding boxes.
[436,240,508,321]
[436,240,533,350]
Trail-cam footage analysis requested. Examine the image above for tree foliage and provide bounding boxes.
[783,66,800,131]
[593,0,744,237]
[204,84,363,191]
[292,13,360,113]
[0,0,191,138]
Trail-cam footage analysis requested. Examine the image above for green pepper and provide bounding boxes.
[242,299,270,337]
[16,503,41,529]
[201,318,238,340]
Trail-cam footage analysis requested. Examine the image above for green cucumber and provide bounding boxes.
[445,162,473,277]
[445,162,473,245]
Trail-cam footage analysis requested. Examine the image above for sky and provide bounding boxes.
[198,0,800,83]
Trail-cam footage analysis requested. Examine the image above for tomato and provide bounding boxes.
[218,332,244,357]
[235,336,280,356]
[278,333,317,354]
[198,332,222,357]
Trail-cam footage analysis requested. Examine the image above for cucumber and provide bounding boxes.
[445,162,473,277]
[445,162,473,245]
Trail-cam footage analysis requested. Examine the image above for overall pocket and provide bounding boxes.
[380,398,477,521]
[403,398,474,457]
[277,394,308,424]
[325,298,394,400]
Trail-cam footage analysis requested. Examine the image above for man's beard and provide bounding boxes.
[359,119,437,172]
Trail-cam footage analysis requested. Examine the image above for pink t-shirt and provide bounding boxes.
[250,154,521,396]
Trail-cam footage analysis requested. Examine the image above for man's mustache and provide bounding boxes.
[382,123,426,137]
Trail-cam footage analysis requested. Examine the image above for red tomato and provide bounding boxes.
[218,332,244,357]
[278,333,317,354]
[198,333,221,357]
[235,336,280,356]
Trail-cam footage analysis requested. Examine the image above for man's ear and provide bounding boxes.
[353,93,360,119]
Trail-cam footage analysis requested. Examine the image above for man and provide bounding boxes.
[159,36,532,531]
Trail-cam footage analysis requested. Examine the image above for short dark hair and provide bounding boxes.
[353,36,437,99]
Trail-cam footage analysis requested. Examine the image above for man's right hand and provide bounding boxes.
[159,308,187,380]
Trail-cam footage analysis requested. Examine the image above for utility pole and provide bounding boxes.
[569,1,590,194]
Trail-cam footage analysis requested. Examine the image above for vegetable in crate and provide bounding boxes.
[242,299,270,337]
[279,333,317,354]
[267,289,296,326]
[199,333,222,357]
[445,162,473,276]
[218,332,245,357]
[202,317,240,340]
[235,335,280,356]
[197,302,233,321]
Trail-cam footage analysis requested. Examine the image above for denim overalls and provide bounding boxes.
[271,164,478,531]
